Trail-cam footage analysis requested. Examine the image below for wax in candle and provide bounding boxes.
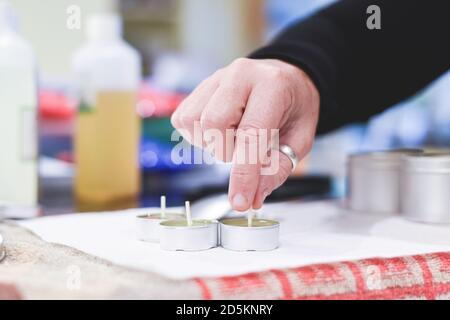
[137,213,184,220]
[221,218,278,227]
[161,219,214,227]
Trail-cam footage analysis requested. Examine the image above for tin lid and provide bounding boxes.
[403,153,450,173]
[348,149,422,169]
[221,218,279,228]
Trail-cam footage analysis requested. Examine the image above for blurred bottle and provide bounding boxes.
[72,14,142,206]
[0,1,38,209]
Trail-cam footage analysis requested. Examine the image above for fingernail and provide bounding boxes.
[232,193,248,211]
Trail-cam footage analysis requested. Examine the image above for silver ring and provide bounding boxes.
[279,144,298,172]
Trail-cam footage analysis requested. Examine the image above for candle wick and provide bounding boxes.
[160,195,166,219]
[248,210,253,227]
[185,201,192,227]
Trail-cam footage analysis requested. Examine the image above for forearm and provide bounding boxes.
[250,0,450,134]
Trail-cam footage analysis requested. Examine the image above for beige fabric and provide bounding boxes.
[0,222,202,299]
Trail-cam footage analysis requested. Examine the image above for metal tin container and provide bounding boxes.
[401,153,450,223]
[0,233,5,262]
[347,149,422,214]
[136,213,185,242]
[220,218,279,251]
[159,220,218,251]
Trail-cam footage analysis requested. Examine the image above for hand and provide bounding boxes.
[171,58,320,211]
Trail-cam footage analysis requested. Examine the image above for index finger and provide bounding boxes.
[228,83,286,211]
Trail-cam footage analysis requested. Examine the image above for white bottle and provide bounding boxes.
[0,1,38,209]
[72,14,142,205]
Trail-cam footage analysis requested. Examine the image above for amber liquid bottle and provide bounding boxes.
[72,14,142,211]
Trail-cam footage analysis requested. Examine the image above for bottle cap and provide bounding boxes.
[86,13,122,42]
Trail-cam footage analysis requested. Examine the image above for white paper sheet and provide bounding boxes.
[19,200,450,280]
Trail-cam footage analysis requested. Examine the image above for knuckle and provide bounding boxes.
[266,66,286,81]
[231,167,254,181]
[261,69,293,107]
[237,125,260,135]
[227,58,253,79]
[231,57,252,69]
[200,114,225,131]
[213,67,225,77]
[177,114,197,128]
[236,126,261,145]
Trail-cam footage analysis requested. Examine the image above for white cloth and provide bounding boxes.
[19,200,450,280]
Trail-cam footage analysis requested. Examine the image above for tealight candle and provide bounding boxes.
[159,201,218,251]
[220,210,279,251]
[136,195,184,242]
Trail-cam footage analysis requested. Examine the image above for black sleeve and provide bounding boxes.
[249,0,450,134]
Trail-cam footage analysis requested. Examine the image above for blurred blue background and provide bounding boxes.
[10,0,450,212]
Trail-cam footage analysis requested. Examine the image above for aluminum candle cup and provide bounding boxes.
[159,220,218,251]
[347,149,422,214]
[220,218,279,251]
[136,213,185,242]
[401,153,450,223]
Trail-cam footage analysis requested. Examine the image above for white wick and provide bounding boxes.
[248,210,253,227]
[185,201,192,227]
[253,207,261,218]
[160,195,166,219]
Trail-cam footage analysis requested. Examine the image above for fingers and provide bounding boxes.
[172,57,320,212]
[200,76,251,162]
[251,66,320,209]
[228,128,262,211]
[171,70,222,147]
[228,82,286,211]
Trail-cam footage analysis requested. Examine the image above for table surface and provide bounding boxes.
[20,200,450,280]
